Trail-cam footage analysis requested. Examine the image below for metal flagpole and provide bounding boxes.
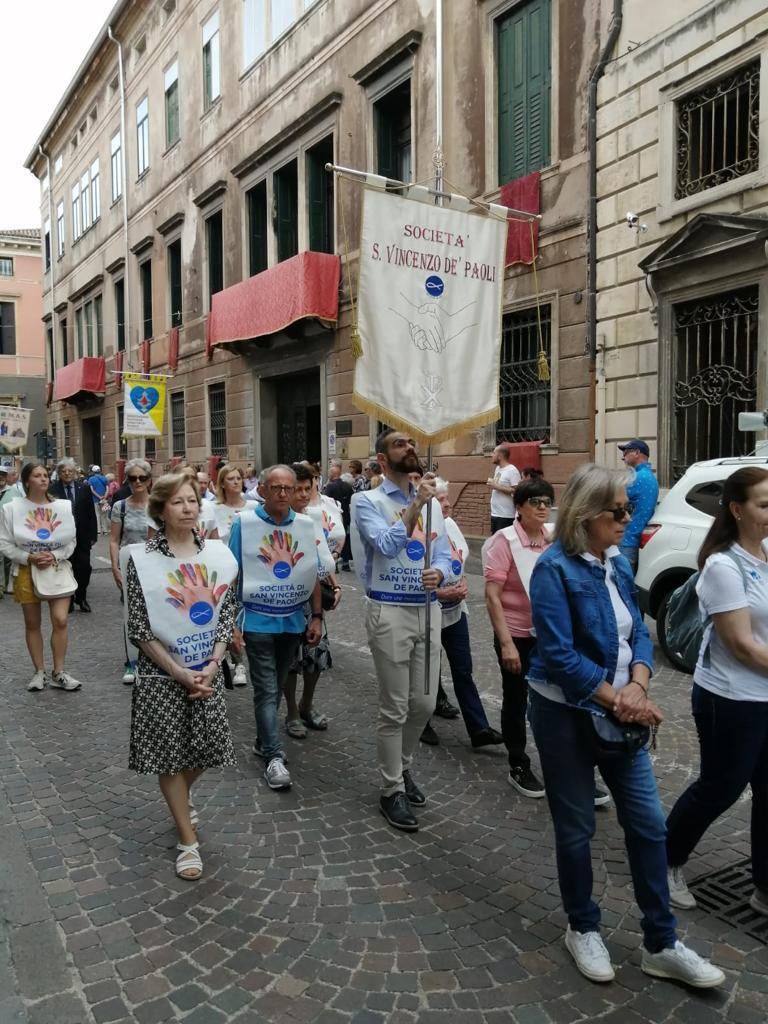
[423,0,444,695]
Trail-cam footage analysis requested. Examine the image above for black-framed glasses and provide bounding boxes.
[602,503,634,521]
[526,496,553,509]
[128,474,149,483]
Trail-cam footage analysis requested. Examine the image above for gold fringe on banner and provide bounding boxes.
[530,220,550,382]
[353,390,500,446]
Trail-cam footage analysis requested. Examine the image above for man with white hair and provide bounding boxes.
[50,458,98,611]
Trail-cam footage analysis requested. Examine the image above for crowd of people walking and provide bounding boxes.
[3,433,766,993]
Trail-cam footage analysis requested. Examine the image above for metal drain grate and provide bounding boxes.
[691,858,768,943]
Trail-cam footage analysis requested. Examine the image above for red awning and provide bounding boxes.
[208,251,340,347]
[53,357,106,402]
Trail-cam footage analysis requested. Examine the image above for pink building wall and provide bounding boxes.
[0,241,45,378]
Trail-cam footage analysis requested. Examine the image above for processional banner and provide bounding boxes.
[122,372,167,438]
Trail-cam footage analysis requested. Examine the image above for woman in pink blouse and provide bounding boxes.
[484,477,554,799]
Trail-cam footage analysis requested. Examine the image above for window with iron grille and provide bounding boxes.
[671,285,758,480]
[208,382,227,457]
[64,419,71,456]
[145,437,156,461]
[675,60,759,199]
[497,305,551,444]
[171,391,185,457]
[117,405,127,459]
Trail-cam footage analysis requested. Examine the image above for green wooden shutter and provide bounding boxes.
[307,138,334,253]
[274,162,298,263]
[497,0,551,184]
[248,181,268,276]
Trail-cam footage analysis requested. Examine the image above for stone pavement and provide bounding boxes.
[0,537,766,1024]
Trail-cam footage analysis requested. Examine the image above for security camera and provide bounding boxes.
[626,211,639,227]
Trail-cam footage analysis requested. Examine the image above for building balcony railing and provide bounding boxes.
[53,356,106,405]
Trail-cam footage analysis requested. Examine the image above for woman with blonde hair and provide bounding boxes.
[527,463,723,989]
[125,472,238,881]
[0,461,80,691]
[213,463,255,687]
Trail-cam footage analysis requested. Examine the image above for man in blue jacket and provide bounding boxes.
[618,439,659,574]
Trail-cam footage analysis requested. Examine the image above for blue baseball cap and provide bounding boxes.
[618,439,650,456]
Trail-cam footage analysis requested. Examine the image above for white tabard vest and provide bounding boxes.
[11,498,75,554]
[353,487,446,605]
[441,516,470,628]
[240,509,318,616]
[310,517,336,580]
[213,500,256,542]
[306,498,346,556]
[196,502,218,539]
[130,539,238,670]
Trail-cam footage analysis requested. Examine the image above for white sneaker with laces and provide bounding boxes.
[668,866,697,909]
[564,925,615,982]
[641,941,725,988]
[264,757,291,791]
[232,665,248,686]
[50,671,82,692]
[27,670,46,692]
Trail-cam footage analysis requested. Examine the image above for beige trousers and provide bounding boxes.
[365,600,441,796]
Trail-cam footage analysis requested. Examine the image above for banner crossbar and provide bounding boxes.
[325,162,541,222]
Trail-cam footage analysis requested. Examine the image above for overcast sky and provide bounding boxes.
[2,1,116,230]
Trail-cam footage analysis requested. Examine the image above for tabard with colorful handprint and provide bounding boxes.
[130,540,238,670]
[240,509,318,617]
[11,499,76,553]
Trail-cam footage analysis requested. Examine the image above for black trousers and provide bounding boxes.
[70,542,93,604]
[494,634,536,770]
[491,516,517,534]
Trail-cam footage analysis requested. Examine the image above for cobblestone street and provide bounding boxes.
[0,538,767,1024]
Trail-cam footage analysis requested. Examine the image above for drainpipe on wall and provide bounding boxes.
[38,146,55,384]
[108,26,131,370]
[586,0,623,361]
[595,333,608,465]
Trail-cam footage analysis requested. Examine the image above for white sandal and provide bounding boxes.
[176,842,203,880]
[189,803,199,830]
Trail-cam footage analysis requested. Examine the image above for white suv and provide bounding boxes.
[636,455,768,672]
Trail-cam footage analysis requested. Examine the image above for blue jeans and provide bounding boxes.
[244,632,302,760]
[528,691,677,952]
[440,613,489,736]
[667,684,768,889]
[619,543,639,574]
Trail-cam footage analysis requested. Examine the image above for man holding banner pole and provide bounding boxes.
[351,428,451,833]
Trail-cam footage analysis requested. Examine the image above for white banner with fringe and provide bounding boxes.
[353,188,507,443]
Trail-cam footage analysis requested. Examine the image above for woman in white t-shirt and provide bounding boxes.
[666,466,768,918]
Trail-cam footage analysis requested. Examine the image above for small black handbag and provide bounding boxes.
[591,713,652,756]
[319,580,336,611]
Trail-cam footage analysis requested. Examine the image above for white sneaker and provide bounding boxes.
[264,757,291,791]
[50,671,82,692]
[232,665,248,687]
[564,925,615,982]
[27,670,47,692]
[641,941,725,988]
[122,668,135,685]
[668,866,697,909]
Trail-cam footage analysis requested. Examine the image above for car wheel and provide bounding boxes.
[656,590,694,675]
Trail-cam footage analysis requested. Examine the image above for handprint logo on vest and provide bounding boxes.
[165,563,229,626]
[25,507,61,541]
[257,530,305,579]
[404,513,438,562]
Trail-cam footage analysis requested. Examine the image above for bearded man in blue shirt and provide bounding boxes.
[618,440,659,574]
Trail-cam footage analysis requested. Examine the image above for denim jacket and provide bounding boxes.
[527,540,653,710]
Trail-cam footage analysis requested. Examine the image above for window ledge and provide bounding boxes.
[658,168,768,223]
[163,139,181,158]
[201,97,222,123]
[136,170,150,183]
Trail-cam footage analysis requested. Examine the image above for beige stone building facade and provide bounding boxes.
[27,0,605,534]
[595,0,768,486]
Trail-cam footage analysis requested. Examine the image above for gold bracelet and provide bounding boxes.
[628,679,648,696]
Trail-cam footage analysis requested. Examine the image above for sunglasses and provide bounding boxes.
[128,474,149,483]
[602,503,634,522]
[526,496,552,509]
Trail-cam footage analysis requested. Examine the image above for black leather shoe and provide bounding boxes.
[470,727,505,749]
[78,599,92,613]
[434,696,460,719]
[420,722,439,745]
[380,792,418,832]
[402,769,426,806]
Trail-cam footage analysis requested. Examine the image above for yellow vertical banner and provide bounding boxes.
[122,373,167,438]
